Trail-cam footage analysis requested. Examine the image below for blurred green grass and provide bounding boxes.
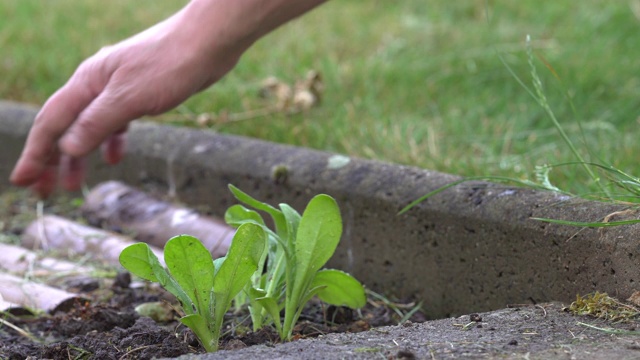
[1,1,639,195]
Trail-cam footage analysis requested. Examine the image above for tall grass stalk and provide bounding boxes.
[402,34,640,228]
[524,35,611,199]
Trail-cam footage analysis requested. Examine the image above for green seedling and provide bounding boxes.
[119,224,266,352]
[225,185,366,340]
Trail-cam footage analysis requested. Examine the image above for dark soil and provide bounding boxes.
[0,189,426,359]
[0,275,425,359]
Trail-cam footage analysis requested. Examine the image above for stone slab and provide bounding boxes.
[174,302,640,360]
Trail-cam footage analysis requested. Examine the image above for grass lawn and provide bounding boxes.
[1,1,639,197]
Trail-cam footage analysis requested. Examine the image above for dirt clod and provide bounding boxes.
[113,271,132,289]
[395,349,416,359]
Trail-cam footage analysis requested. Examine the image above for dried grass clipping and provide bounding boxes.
[569,291,640,322]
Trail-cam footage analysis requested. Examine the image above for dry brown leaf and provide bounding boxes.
[259,76,293,110]
[259,71,323,112]
[297,70,324,100]
[627,291,640,307]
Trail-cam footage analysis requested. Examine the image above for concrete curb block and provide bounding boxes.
[0,100,637,320]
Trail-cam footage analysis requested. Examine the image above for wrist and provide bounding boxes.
[179,0,326,57]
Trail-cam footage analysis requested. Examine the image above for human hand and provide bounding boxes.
[10,0,326,198]
[10,5,242,197]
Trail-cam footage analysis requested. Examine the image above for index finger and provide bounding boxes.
[10,77,98,187]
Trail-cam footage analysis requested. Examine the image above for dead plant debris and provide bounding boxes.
[157,70,323,127]
[568,291,640,322]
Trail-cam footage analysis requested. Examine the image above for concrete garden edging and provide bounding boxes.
[0,100,637,320]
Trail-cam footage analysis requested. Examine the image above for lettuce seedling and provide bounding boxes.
[225,185,366,340]
[119,224,266,352]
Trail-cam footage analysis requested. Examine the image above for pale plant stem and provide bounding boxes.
[0,317,37,341]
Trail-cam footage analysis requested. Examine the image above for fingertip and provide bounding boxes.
[60,156,86,191]
[101,133,127,165]
[10,157,44,187]
[30,167,58,199]
[10,167,26,187]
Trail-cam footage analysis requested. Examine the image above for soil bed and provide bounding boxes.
[0,189,424,359]
[0,273,424,359]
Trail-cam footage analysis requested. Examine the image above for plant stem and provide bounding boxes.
[282,298,296,340]
[265,254,285,298]
[209,327,220,352]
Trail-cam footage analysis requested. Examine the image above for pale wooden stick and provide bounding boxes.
[0,272,85,313]
[22,215,165,266]
[82,181,234,258]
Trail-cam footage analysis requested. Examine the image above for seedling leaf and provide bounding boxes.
[213,223,266,321]
[228,184,287,234]
[225,204,266,228]
[165,235,215,321]
[119,242,159,282]
[213,257,225,276]
[294,194,342,291]
[120,242,194,315]
[280,203,301,251]
[311,269,366,308]
[224,203,282,244]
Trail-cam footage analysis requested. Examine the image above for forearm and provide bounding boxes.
[180,0,327,57]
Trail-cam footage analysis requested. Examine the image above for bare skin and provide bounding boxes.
[10,0,325,197]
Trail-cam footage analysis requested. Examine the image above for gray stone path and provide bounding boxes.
[172,303,640,360]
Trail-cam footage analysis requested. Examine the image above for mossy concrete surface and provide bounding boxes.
[1,100,639,358]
